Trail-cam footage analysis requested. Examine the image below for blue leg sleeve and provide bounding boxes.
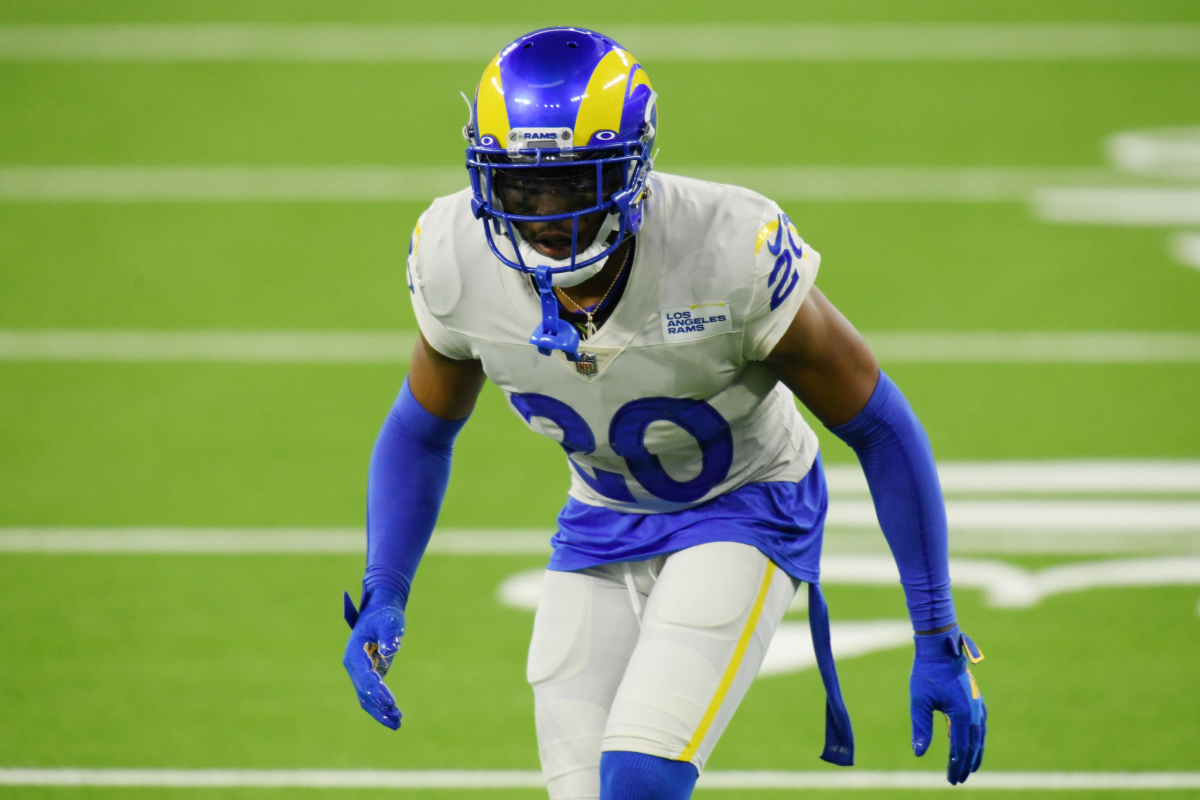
[363,378,468,608]
[600,752,698,800]
[829,372,956,630]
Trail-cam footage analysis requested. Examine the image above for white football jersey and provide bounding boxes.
[407,172,821,514]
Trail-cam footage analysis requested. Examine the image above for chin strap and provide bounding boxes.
[529,266,581,360]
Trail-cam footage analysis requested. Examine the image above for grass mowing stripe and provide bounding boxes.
[0,166,1162,203]
[2,331,1199,363]
[1,768,1199,789]
[0,24,1198,62]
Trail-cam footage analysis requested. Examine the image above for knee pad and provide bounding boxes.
[599,751,698,800]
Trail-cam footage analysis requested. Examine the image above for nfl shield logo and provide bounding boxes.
[576,352,597,375]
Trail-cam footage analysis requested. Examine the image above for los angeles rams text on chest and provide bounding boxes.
[659,303,734,342]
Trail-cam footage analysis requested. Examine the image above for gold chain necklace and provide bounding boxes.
[555,242,632,340]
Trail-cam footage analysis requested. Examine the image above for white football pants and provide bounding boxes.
[527,541,797,800]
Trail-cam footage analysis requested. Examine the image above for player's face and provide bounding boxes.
[494,164,620,260]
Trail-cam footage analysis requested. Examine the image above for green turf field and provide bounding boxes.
[2,1,1200,797]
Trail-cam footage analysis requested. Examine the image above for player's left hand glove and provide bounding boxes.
[342,588,406,730]
[910,626,986,785]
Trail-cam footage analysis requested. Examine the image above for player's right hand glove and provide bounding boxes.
[342,588,406,730]
[910,626,986,785]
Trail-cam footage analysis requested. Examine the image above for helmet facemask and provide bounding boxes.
[468,142,649,272]
[491,158,626,287]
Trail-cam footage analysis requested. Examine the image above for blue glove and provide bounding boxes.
[343,588,406,730]
[910,626,986,785]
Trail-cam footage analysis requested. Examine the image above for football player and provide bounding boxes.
[343,27,986,799]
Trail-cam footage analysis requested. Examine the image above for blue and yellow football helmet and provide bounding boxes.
[464,27,657,358]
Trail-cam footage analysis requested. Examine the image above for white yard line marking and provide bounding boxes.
[685,166,1125,203]
[0,166,466,203]
[4,527,1200,557]
[760,621,915,676]
[4,466,1200,557]
[498,549,1200,674]
[2,330,1198,363]
[0,528,549,555]
[825,460,1200,495]
[0,165,1141,204]
[1172,232,1200,272]
[6,165,1196,206]
[823,555,1200,609]
[0,769,547,789]
[1033,187,1200,226]
[0,24,1198,62]
[867,332,1200,363]
[833,500,1200,531]
[4,486,1200,557]
[1039,128,1200,254]
[827,529,1200,555]
[1,768,1198,790]
[0,330,418,362]
[700,771,1200,789]
[501,555,1200,616]
[2,526,1198,557]
[1108,128,1200,179]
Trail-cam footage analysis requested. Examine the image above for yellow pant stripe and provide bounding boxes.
[677,561,777,763]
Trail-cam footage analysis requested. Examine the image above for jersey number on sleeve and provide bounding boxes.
[766,212,804,311]
[510,394,733,504]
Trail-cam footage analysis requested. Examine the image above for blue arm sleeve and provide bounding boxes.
[363,378,468,608]
[829,372,956,630]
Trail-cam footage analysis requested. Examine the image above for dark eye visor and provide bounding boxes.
[486,152,625,217]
